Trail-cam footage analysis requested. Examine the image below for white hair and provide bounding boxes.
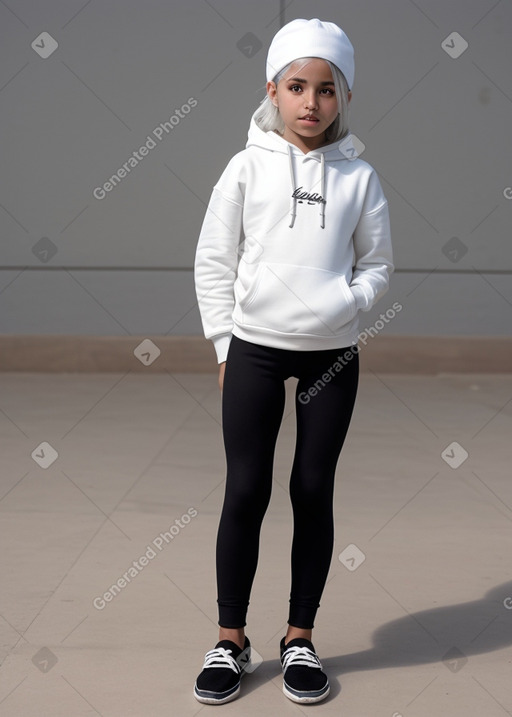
[253,57,351,143]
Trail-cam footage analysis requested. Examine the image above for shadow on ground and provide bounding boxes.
[240,580,512,699]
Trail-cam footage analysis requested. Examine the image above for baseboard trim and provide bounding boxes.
[0,335,510,373]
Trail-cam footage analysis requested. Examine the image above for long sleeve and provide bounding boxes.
[194,163,245,363]
[350,170,394,311]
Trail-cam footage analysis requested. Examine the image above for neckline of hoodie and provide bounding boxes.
[267,129,341,159]
[248,113,351,159]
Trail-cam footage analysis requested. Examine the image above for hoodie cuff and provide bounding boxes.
[212,333,232,364]
[350,284,369,311]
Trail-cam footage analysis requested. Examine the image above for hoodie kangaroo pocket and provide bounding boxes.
[240,262,357,337]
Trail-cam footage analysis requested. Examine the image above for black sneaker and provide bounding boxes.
[194,636,251,704]
[280,636,330,703]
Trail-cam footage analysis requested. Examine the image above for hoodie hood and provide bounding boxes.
[246,110,359,228]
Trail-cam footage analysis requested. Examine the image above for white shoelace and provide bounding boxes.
[282,645,323,673]
[203,647,240,674]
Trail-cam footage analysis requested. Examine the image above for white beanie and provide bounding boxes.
[266,18,355,90]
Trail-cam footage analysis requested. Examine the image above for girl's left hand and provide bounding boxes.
[218,362,226,391]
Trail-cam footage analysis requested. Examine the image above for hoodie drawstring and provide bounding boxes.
[320,152,325,229]
[287,144,326,229]
[287,145,297,229]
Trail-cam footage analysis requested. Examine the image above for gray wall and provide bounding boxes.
[1,0,511,339]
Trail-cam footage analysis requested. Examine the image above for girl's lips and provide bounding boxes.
[299,117,319,123]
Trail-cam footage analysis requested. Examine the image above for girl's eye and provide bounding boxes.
[289,84,302,92]
[320,88,335,96]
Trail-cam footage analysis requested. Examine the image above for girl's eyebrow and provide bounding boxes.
[286,77,335,85]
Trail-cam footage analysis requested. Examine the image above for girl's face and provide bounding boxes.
[267,58,350,152]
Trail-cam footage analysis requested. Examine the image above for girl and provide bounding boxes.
[193,18,393,705]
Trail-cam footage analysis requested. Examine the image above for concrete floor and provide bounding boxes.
[0,371,511,716]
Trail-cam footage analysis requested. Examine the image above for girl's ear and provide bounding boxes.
[266,80,279,107]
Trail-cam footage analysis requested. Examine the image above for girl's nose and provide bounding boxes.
[304,94,318,109]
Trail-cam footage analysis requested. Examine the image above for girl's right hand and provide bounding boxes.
[218,362,226,391]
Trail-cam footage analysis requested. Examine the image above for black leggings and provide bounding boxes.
[217,335,359,630]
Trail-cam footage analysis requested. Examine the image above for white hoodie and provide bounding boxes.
[194,112,394,363]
